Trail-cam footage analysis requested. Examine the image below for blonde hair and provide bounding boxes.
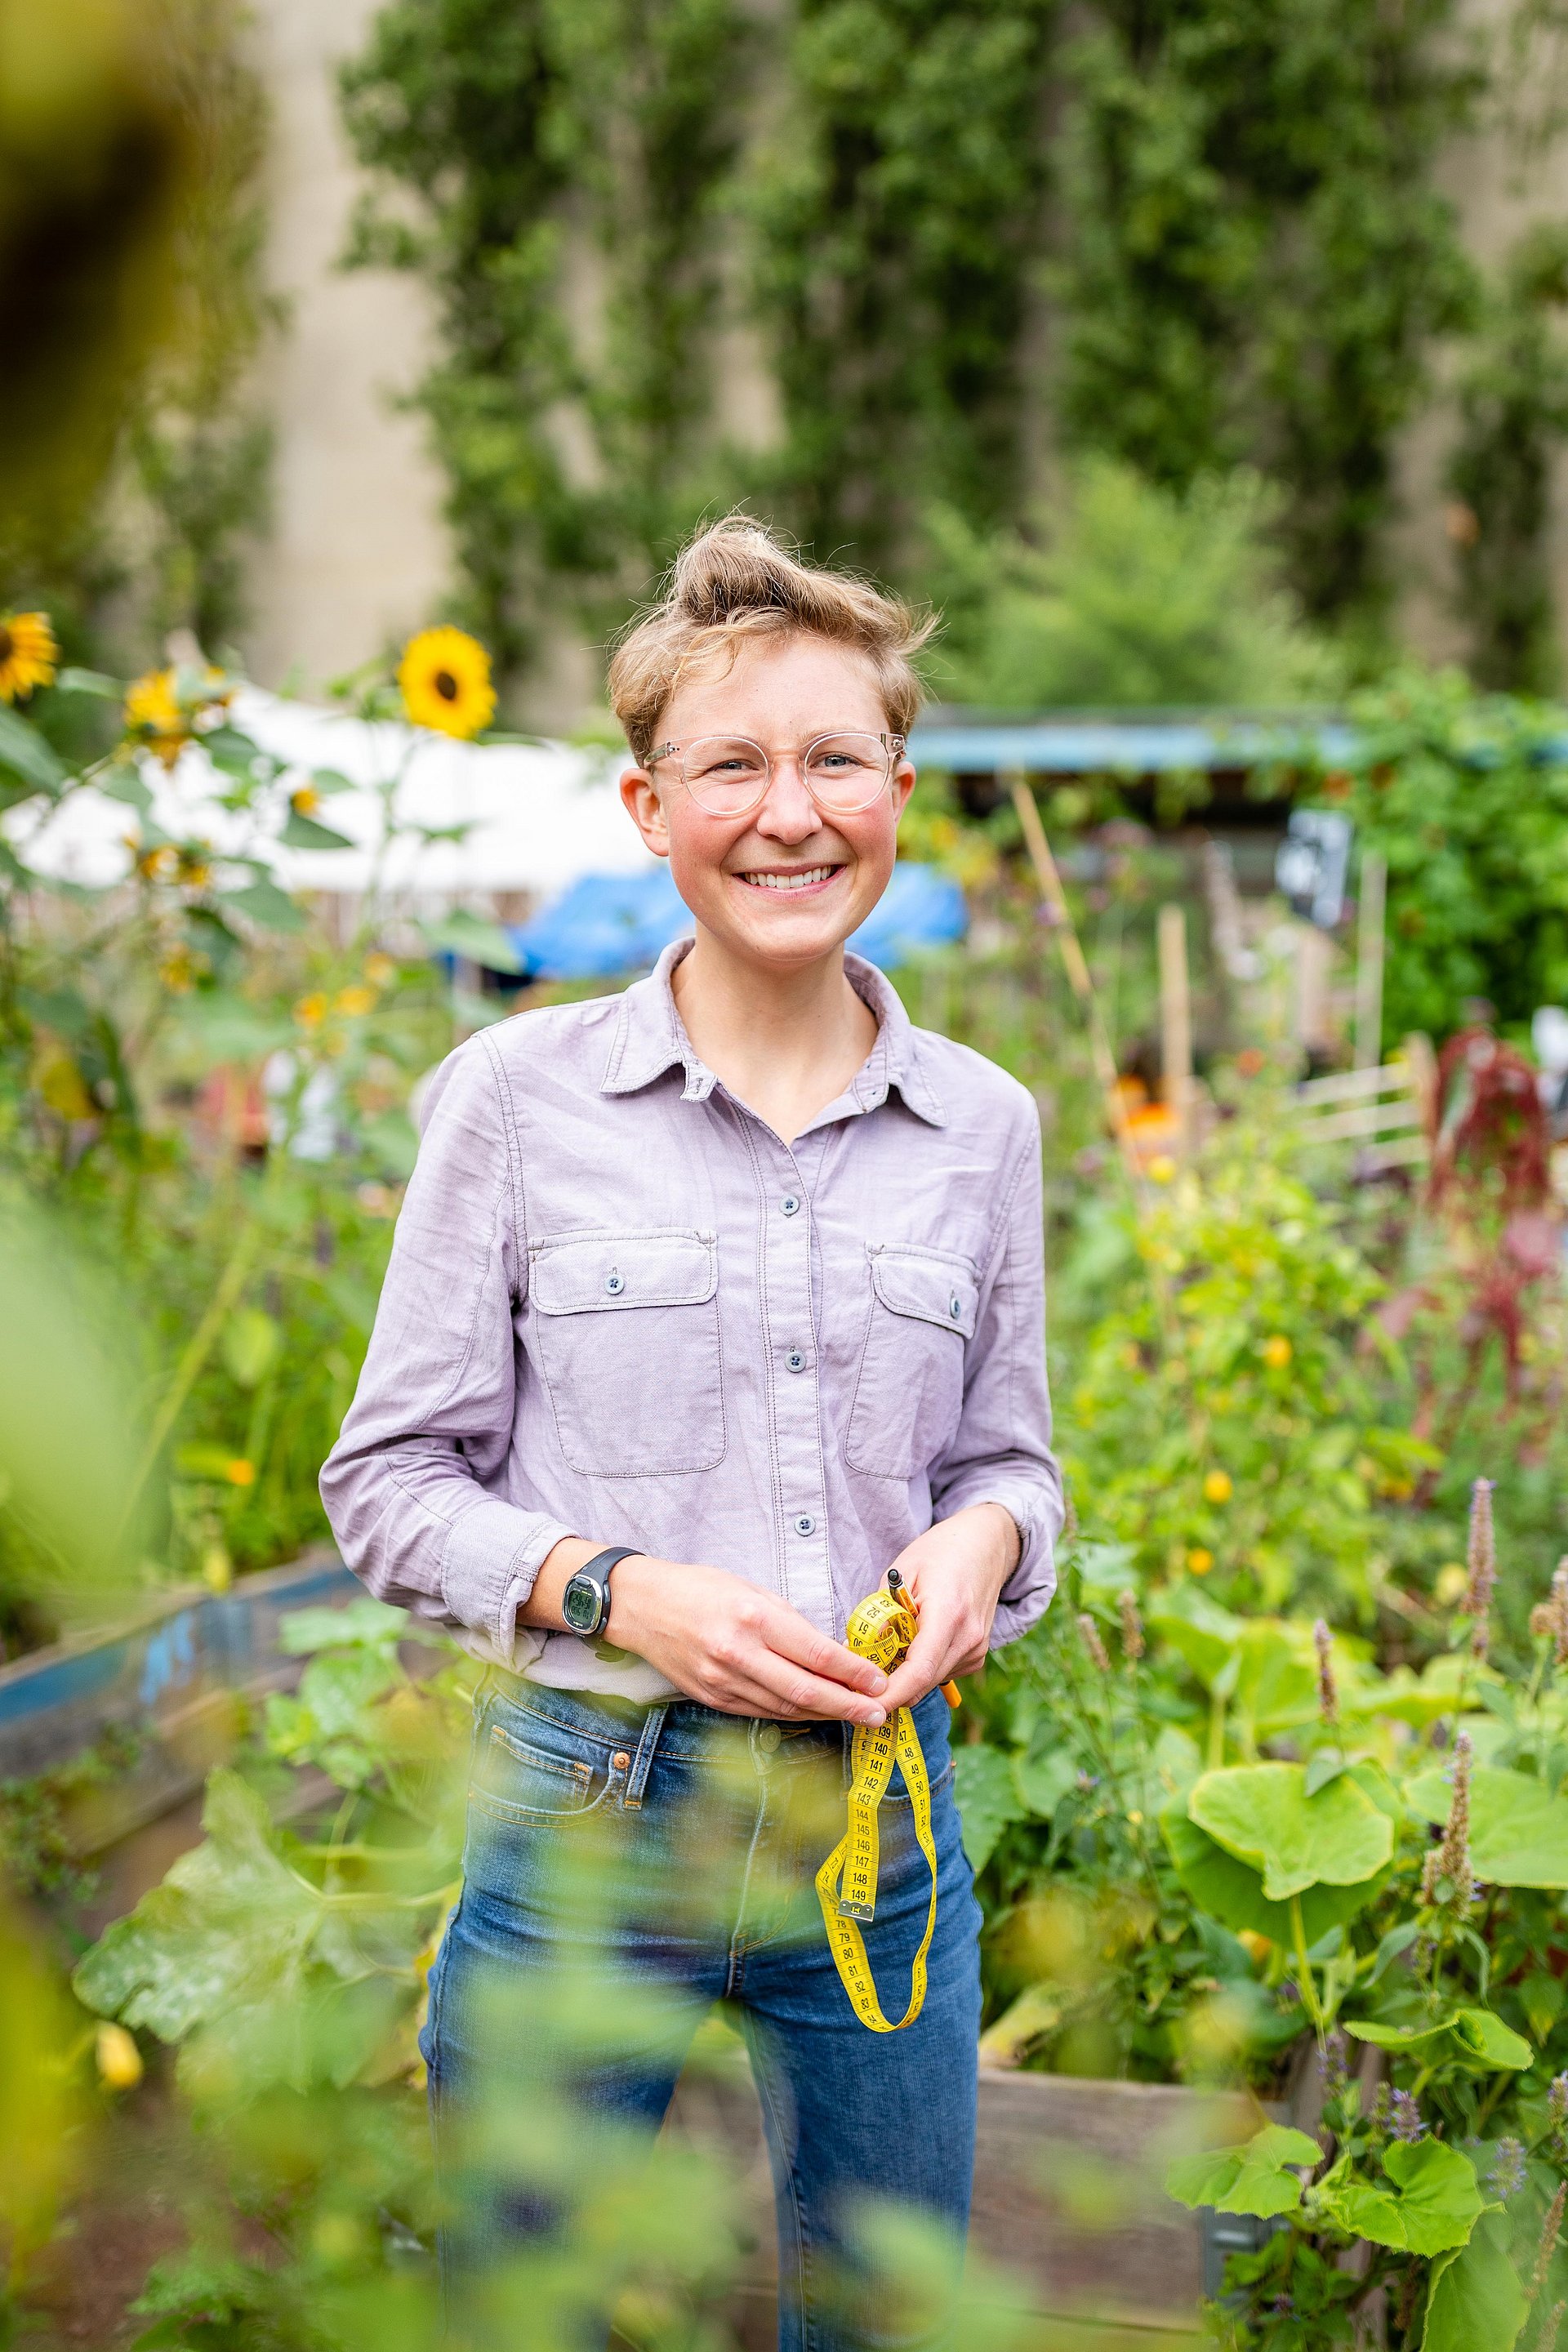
[608,514,936,762]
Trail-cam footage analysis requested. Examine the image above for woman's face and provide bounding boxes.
[619,635,915,974]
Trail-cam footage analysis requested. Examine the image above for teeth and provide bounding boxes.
[740,866,837,891]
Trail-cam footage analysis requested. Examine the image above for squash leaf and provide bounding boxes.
[1188,1762,1392,1899]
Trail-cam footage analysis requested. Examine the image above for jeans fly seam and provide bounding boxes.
[724,1761,772,1993]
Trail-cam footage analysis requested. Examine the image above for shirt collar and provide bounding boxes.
[599,938,948,1128]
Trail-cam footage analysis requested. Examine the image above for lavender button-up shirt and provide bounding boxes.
[320,943,1062,1701]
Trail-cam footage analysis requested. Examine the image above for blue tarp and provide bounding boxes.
[506,860,968,981]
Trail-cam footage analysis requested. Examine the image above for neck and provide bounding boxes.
[670,928,878,1143]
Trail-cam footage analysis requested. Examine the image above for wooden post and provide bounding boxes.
[1006,773,1143,1184]
[1354,849,1387,1071]
[1158,903,1192,1157]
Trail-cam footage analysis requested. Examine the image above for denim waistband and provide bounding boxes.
[484,1669,953,1774]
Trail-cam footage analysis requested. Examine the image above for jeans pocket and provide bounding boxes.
[468,1699,608,1825]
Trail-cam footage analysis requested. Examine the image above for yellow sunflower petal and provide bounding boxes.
[0,611,58,704]
[398,626,496,739]
[124,666,189,764]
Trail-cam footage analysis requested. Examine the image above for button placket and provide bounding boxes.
[760,1157,831,1620]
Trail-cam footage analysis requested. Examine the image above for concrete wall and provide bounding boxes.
[241,0,450,695]
[241,0,1568,705]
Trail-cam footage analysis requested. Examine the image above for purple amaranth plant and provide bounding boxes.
[1313,1619,1339,1730]
[1118,1589,1145,1664]
[1488,2137,1527,2200]
[1463,1477,1496,1659]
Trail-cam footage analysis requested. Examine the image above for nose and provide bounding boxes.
[752,750,819,843]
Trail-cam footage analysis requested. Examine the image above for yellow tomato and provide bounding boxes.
[96,2022,143,2091]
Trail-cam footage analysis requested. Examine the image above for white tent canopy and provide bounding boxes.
[6,688,656,899]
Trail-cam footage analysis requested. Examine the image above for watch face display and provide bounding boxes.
[562,1576,602,1634]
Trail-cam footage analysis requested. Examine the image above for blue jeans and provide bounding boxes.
[422,1674,982,2352]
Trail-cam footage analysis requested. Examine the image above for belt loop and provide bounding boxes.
[624,1704,669,1810]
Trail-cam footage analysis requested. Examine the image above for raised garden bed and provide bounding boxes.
[9,1557,1252,2343]
[0,1548,358,1872]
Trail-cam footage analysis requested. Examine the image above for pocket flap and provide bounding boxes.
[867,1245,978,1339]
[531,1228,717,1314]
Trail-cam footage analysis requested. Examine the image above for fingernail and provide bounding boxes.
[863,1707,885,1726]
[867,1672,888,1692]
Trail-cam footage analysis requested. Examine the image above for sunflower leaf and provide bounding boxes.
[0,705,65,795]
[280,811,354,852]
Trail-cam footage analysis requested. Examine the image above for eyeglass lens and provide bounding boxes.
[679,734,893,815]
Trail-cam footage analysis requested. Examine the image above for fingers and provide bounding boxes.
[697,1597,887,1723]
[761,1601,888,1696]
[878,1618,960,1714]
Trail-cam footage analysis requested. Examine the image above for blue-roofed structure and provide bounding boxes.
[505,859,968,982]
[907,710,1356,777]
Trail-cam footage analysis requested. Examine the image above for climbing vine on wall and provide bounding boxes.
[341,0,751,673]
[341,0,1553,693]
[1447,224,1568,693]
[1052,0,1481,630]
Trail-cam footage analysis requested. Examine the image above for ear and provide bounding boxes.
[891,756,916,826]
[620,764,670,859]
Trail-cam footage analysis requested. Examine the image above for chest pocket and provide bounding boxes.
[529,1228,725,1477]
[844,1244,979,1481]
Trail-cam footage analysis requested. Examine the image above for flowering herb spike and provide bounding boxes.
[1076,1613,1111,1674]
[1118,1590,1144,1663]
[1313,1618,1339,1728]
[1463,1476,1496,1658]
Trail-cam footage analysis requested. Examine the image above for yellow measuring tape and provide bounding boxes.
[814,1580,939,2034]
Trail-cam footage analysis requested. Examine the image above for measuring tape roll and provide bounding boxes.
[814,1584,938,2034]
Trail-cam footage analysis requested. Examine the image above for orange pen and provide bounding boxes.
[886,1567,962,1709]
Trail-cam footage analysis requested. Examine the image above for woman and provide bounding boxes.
[321,518,1062,2349]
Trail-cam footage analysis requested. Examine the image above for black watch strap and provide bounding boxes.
[561,1546,641,1638]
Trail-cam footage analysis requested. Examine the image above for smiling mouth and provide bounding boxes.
[735,864,844,893]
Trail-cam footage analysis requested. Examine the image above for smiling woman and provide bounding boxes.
[319,514,1062,2352]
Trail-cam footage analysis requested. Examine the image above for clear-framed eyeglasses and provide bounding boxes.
[644,731,906,817]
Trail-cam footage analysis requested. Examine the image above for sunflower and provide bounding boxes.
[0,611,57,703]
[398,626,496,738]
[124,666,188,764]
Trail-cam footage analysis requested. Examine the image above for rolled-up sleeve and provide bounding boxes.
[929,1102,1062,1646]
[318,1033,574,1659]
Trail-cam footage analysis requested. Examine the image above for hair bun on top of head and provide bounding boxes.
[667,519,797,623]
[608,511,937,763]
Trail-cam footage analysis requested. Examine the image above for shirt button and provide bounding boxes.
[949,1294,962,1319]
[757,1723,782,1753]
[793,1514,815,1537]
[786,1349,806,1373]
[605,1271,625,1295]
[781,1194,800,1217]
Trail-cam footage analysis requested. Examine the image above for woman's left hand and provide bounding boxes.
[874,1503,1020,1713]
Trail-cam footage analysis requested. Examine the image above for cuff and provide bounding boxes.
[439,1498,576,1661]
[933,1483,1061,1648]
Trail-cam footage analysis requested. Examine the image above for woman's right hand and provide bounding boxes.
[607,1556,889,1724]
